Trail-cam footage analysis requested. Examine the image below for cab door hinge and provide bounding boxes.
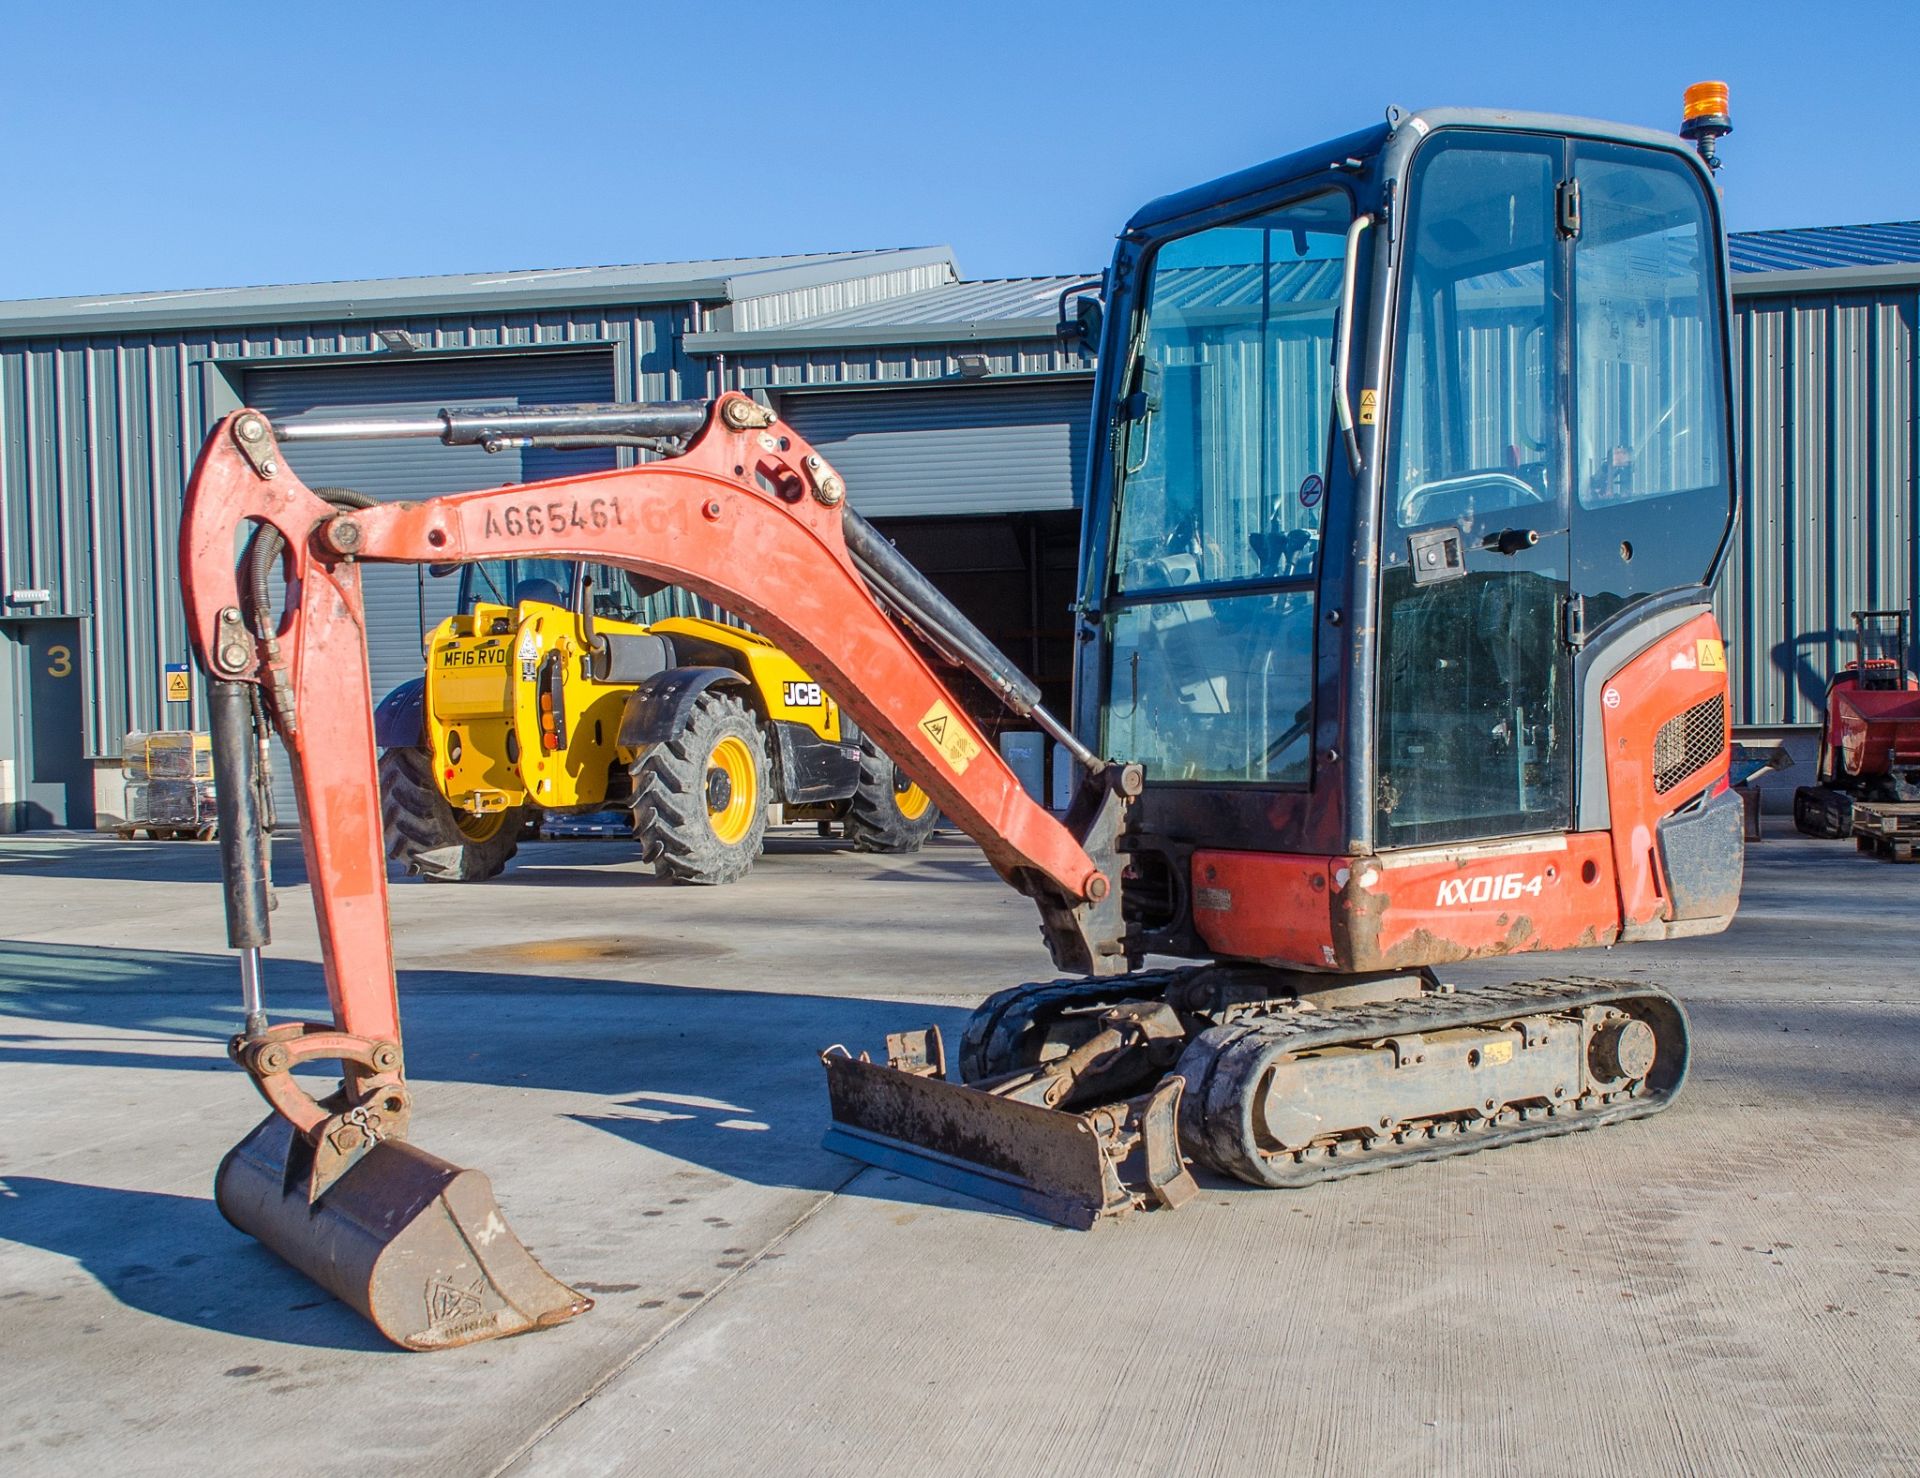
[1556,178,1583,239]
[1563,593,1588,650]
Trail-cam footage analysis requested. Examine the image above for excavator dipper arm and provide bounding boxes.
[177,394,1127,1349]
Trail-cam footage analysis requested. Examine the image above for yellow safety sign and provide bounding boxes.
[164,664,191,703]
[1695,639,1725,673]
[1358,388,1378,426]
[918,699,982,775]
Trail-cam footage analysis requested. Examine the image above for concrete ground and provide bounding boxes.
[0,824,1914,1476]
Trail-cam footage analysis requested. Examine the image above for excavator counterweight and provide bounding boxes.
[180,96,1744,1348]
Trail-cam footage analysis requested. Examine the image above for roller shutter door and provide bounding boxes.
[244,352,616,826]
[778,379,1093,517]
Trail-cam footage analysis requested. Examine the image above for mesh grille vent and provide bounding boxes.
[1653,693,1726,794]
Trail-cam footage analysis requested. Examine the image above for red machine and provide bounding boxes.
[1794,609,1920,853]
[180,98,1744,1350]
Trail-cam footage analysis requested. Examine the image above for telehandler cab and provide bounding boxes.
[376,555,937,884]
[180,93,1742,1348]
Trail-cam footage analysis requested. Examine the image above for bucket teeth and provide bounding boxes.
[215,1113,591,1350]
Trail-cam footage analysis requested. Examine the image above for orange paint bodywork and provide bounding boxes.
[1191,612,1733,971]
[1599,612,1731,932]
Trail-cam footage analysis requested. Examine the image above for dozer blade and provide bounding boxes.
[215,1113,591,1350]
[821,1045,1195,1230]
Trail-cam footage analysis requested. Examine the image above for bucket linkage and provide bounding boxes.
[215,1021,590,1350]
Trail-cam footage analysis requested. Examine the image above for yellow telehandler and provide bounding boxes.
[373,558,936,883]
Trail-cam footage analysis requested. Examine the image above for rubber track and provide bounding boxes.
[956,969,1195,1082]
[1177,977,1690,1188]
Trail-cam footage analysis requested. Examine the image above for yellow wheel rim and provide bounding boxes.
[456,810,505,844]
[705,735,757,846]
[894,774,932,821]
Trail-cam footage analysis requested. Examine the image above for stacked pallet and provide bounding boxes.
[118,730,216,839]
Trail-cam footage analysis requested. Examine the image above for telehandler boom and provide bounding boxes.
[180,97,1742,1349]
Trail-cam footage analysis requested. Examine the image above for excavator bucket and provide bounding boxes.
[821,1034,1196,1230]
[215,1114,591,1350]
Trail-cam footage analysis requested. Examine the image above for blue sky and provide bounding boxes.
[1,1,1913,300]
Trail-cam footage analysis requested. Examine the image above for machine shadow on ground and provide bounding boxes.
[0,837,312,887]
[0,830,991,889]
[0,936,1012,1347]
[0,1176,397,1354]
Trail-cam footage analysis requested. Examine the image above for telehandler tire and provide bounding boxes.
[379,746,523,882]
[629,688,769,884]
[843,732,939,853]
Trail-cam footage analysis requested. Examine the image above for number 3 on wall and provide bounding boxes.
[46,645,72,678]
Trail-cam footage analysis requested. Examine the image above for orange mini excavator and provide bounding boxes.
[180,94,1742,1349]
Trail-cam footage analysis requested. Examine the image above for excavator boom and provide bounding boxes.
[179,393,1133,1348]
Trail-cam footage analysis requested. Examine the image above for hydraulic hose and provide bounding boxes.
[238,486,379,639]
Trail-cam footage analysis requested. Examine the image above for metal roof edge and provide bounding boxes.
[686,316,1063,354]
[1731,261,1920,296]
[0,248,957,342]
[0,278,739,341]
[719,245,958,300]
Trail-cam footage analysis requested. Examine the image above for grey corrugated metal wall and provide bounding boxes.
[0,307,694,756]
[1718,287,1919,726]
[247,352,618,697]
[778,380,1092,517]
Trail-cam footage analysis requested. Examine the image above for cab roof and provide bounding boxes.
[1124,107,1698,237]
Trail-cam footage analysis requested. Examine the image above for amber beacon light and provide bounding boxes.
[1680,80,1732,171]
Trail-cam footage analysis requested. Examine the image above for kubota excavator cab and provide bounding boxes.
[1073,107,1740,964]
[822,104,1743,1222]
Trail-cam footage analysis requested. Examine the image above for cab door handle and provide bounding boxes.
[1482,527,1541,556]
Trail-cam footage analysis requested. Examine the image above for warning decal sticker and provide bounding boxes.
[1358,388,1378,426]
[1695,638,1726,672]
[918,699,982,775]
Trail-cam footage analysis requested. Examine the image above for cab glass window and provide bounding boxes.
[1570,142,1731,626]
[1377,137,1572,846]
[1111,190,1351,595]
[1389,143,1562,531]
[457,558,575,614]
[1099,188,1351,784]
